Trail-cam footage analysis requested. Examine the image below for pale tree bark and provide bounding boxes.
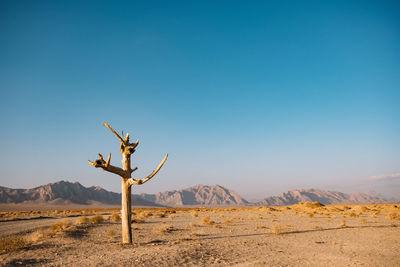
[89,122,168,244]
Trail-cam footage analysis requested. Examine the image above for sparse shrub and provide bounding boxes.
[51,219,71,233]
[156,212,167,218]
[360,218,367,224]
[110,213,121,222]
[169,214,176,220]
[26,229,46,243]
[349,212,358,218]
[201,215,215,225]
[76,216,89,225]
[139,211,153,218]
[361,206,368,212]
[190,210,199,217]
[90,215,104,224]
[308,213,314,218]
[386,213,400,220]
[187,223,200,228]
[0,235,26,252]
[152,225,177,234]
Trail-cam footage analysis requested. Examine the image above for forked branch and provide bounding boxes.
[128,153,168,186]
[88,153,128,177]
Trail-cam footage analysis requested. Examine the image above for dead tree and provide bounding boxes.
[88,122,168,244]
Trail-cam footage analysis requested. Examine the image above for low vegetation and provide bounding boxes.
[76,216,89,225]
[1,203,398,263]
[201,215,215,225]
[110,213,121,222]
[152,225,178,234]
[90,215,104,224]
[51,219,72,233]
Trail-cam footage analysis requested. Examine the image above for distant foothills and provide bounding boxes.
[0,180,394,207]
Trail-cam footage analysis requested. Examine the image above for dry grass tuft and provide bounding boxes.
[348,212,358,218]
[26,229,46,243]
[224,218,234,226]
[76,216,89,225]
[201,215,215,225]
[51,219,72,233]
[386,213,400,220]
[152,225,177,234]
[271,225,281,235]
[90,215,104,224]
[156,212,167,218]
[110,213,121,222]
[138,211,153,218]
[190,210,199,217]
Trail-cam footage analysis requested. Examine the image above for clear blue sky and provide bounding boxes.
[1,0,399,200]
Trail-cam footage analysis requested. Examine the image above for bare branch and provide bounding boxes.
[103,122,125,144]
[128,154,168,186]
[130,166,138,174]
[88,153,128,177]
[132,139,138,148]
[105,153,111,168]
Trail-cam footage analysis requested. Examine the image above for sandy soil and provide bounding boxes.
[0,204,399,266]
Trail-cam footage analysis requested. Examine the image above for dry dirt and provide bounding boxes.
[0,204,399,266]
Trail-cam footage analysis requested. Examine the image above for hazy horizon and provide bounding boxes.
[1,1,399,201]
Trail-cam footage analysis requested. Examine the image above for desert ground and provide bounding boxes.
[0,203,399,266]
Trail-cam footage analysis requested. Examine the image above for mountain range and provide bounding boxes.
[255,188,387,206]
[0,181,391,207]
[0,181,161,207]
[138,184,248,206]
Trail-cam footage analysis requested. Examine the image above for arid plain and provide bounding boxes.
[0,203,399,266]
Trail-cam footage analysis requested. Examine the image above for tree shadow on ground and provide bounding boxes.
[6,258,50,266]
[189,224,396,241]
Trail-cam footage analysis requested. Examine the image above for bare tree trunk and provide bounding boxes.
[88,122,167,244]
[121,179,132,244]
[121,153,132,244]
